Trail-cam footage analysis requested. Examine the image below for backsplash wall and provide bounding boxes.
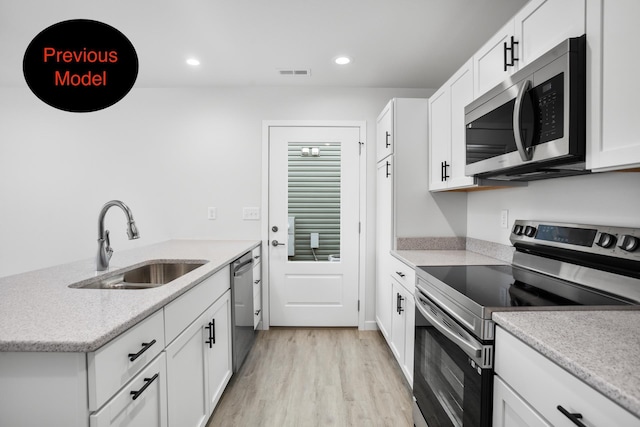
[466,171,640,245]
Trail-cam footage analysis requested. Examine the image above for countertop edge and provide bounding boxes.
[0,239,261,353]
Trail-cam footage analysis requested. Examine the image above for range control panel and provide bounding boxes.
[510,220,640,261]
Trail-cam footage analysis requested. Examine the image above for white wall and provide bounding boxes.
[467,172,640,245]
[0,85,432,326]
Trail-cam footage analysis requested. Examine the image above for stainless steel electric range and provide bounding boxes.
[412,220,640,427]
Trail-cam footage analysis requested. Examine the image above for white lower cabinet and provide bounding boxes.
[90,353,168,427]
[166,289,232,427]
[389,277,414,385]
[494,326,640,427]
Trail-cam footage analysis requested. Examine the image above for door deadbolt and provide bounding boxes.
[271,226,278,232]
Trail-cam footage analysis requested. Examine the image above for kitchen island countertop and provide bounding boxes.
[0,239,260,352]
[493,310,640,419]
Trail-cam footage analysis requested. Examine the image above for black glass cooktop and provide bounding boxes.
[417,264,630,308]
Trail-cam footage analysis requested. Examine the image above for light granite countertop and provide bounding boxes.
[392,249,508,268]
[493,310,640,418]
[0,239,259,353]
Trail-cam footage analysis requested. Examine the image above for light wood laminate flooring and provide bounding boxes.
[207,328,413,427]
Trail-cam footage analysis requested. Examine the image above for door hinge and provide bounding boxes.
[358,222,361,234]
[359,141,364,155]
[358,300,360,312]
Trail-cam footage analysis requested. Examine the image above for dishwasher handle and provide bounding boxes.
[233,257,254,276]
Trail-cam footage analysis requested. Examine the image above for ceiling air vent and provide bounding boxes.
[278,69,311,76]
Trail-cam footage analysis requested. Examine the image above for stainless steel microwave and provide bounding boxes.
[464,35,587,181]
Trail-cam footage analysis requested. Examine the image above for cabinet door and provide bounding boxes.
[376,100,394,162]
[205,291,233,412]
[514,0,585,68]
[428,86,451,191]
[587,0,640,171]
[474,20,516,98]
[165,310,210,427]
[493,376,551,427]
[402,290,414,386]
[375,157,393,340]
[90,354,168,427]
[448,59,476,189]
[389,279,406,364]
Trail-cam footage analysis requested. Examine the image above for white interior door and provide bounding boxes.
[268,125,360,326]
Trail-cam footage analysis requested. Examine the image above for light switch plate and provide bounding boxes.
[243,207,260,220]
[207,207,217,220]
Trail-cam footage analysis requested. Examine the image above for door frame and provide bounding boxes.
[261,120,367,330]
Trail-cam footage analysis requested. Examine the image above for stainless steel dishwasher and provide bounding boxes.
[231,251,256,372]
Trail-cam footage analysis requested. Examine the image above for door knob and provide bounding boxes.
[271,240,285,247]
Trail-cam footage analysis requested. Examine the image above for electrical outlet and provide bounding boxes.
[500,209,509,228]
[243,207,260,220]
[207,207,217,220]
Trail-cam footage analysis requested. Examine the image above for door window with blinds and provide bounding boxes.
[287,142,341,262]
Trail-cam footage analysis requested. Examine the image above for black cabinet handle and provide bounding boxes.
[395,271,405,278]
[503,36,519,71]
[130,373,159,400]
[396,292,405,314]
[255,309,262,316]
[441,161,450,182]
[557,405,586,427]
[254,255,260,259]
[128,339,156,362]
[254,279,261,285]
[205,319,216,348]
[385,161,391,178]
[385,131,391,148]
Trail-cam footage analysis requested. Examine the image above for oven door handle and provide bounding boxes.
[415,294,482,359]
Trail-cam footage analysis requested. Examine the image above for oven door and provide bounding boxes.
[413,290,493,427]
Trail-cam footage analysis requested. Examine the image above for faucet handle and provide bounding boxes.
[104,230,113,259]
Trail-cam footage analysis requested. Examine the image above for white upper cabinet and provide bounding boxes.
[474,20,516,98]
[514,0,586,68]
[474,0,585,99]
[429,59,477,191]
[586,0,640,171]
[376,101,394,162]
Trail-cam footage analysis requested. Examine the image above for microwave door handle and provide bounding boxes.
[513,79,533,161]
[415,294,482,359]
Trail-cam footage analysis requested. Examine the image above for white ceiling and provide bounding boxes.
[1,0,528,89]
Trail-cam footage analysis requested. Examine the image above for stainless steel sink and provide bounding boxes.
[70,260,207,290]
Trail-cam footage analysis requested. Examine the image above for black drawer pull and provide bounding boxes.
[254,279,261,284]
[130,373,159,400]
[254,255,260,259]
[395,271,405,278]
[557,405,586,427]
[205,319,216,348]
[255,309,262,316]
[128,339,156,362]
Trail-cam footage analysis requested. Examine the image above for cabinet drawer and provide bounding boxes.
[88,309,165,411]
[164,265,230,345]
[90,353,167,427]
[389,256,415,292]
[495,327,639,427]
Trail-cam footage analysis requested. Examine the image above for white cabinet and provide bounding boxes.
[586,0,640,171]
[494,326,640,427]
[474,20,516,98]
[165,291,232,427]
[376,101,393,162]
[389,275,415,385]
[375,157,393,340]
[252,246,262,329]
[90,353,168,427]
[429,59,477,191]
[474,0,585,98]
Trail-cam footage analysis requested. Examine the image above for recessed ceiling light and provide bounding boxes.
[186,58,200,66]
[334,56,351,65]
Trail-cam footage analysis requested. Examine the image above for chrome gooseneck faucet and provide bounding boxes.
[96,200,140,271]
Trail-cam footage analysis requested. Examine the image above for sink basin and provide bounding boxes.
[70,260,207,290]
